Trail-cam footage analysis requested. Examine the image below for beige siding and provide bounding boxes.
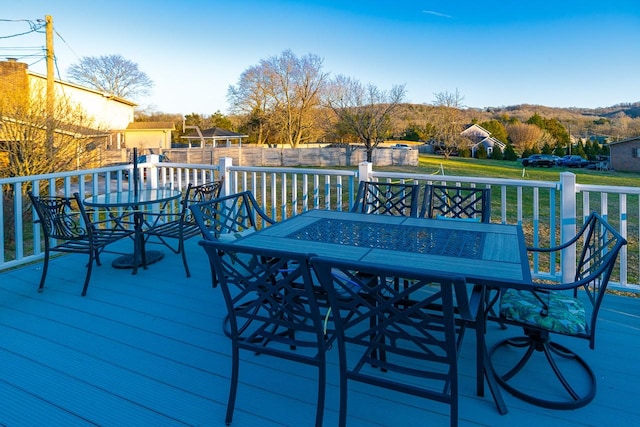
[126,130,172,150]
[29,76,134,130]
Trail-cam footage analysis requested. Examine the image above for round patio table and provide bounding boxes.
[84,188,182,273]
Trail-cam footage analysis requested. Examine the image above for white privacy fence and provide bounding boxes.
[2,157,638,292]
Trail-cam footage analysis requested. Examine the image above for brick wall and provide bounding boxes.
[0,59,29,107]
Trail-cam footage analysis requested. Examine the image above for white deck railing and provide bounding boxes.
[2,157,638,292]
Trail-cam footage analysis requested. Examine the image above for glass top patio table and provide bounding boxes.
[84,189,182,209]
[225,208,532,416]
[233,209,531,288]
[84,189,182,273]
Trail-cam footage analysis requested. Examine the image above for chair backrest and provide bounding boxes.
[422,185,491,222]
[184,178,224,206]
[351,181,419,216]
[525,211,626,346]
[181,178,224,222]
[198,239,327,359]
[310,255,464,423]
[189,190,275,240]
[572,212,627,342]
[28,191,92,242]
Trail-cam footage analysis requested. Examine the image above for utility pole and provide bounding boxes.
[45,15,55,158]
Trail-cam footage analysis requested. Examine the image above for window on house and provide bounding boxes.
[633,148,640,158]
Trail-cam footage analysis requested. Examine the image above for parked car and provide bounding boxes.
[392,143,411,149]
[558,155,589,168]
[521,154,556,167]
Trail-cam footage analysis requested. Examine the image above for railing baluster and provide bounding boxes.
[1,159,639,291]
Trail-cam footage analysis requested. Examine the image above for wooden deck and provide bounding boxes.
[1,238,639,426]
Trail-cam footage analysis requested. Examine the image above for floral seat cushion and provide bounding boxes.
[500,288,587,335]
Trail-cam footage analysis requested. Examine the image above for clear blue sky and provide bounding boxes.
[2,0,639,114]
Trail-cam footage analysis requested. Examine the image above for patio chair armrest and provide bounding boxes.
[527,238,578,253]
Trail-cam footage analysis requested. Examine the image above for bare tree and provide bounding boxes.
[429,89,470,159]
[228,50,328,147]
[325,75,406,162]
[266,50,328,147]
[228,65,274,145]
[507,122,543,152]
[0,84,107,182]
[67,54,153,100]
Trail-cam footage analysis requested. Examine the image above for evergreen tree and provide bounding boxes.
[553,143,566,157]
[573,141,587,158]
[458,147,471,157]
[541,142,553,154]
[476,144,488,159]
[503,143,518,161]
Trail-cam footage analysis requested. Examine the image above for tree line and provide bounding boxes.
[59,52,640,162]
[222,50,631,161]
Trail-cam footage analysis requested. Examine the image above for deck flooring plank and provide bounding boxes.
[0,324,223,424]
[0,379,98,426]
[1,241,639,427]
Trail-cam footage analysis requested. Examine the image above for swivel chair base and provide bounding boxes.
[490,333,596,410]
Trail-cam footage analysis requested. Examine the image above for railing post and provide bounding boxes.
[358,162,373,182]
[147,154,160,189]
[560,172,577,283]
[219,157,233,196]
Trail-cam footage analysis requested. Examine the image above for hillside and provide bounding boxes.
[395,102,640,141]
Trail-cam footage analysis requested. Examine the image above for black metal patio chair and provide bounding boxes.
[198,240,329,427]
[190,190,275,288]
[419,184,503,329]
[144,179,223,277]
[351,180,420,216]
[489,211,626,409]
[28,191,135,296]
[311,256,474,427]
[421,184,491,222]
[189,190,275,242]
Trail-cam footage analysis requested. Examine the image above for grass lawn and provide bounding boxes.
[371,154,640,287]
[380,154,640,187]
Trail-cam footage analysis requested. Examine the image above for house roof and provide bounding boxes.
[461,124,491,140]
[182,127,248,140]
[126,122,175,130]
[471,136,506,150]
[28,71,137,107]
[0,115,109,139]
[607,136,640,146]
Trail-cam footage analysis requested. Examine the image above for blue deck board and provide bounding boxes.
[1,238,639,426]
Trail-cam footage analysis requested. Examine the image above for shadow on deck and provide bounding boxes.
[0,239,638,426]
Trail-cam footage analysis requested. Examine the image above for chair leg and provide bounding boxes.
[38,250,50,292]
[315,357,326,427]
[338,374,348,427]
[179,238,191,278]
[486,288,506,330]
[490,335,597,410]
[81,252,95,297]
[225,345,240,425]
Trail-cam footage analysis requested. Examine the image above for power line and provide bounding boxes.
[0,17,73,81]
[54,28,81,62]
[0,19,46,39]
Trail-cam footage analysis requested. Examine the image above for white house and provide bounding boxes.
[461,124,506,156]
